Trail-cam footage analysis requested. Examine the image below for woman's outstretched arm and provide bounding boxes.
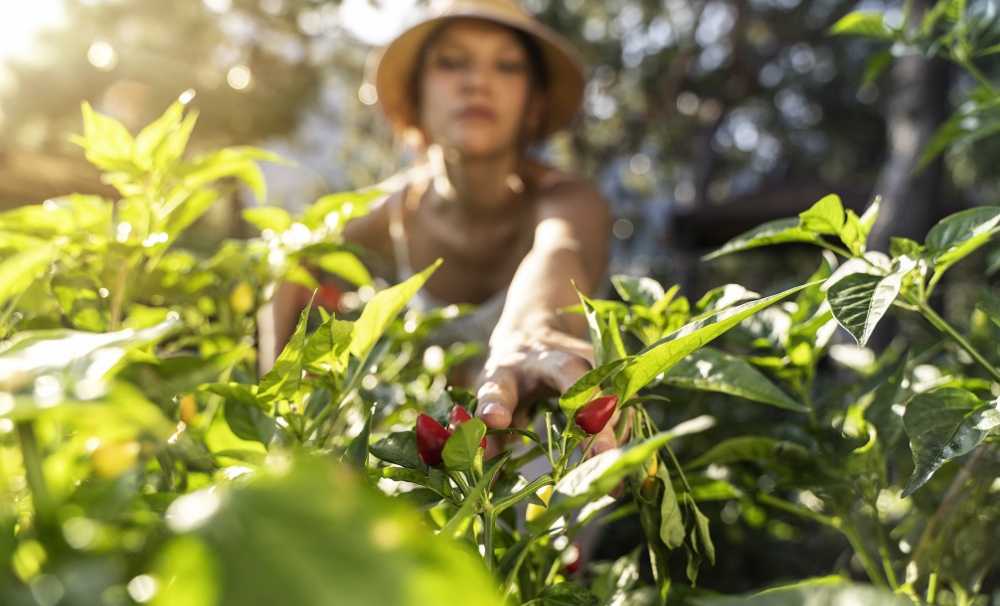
[476,178,614,452]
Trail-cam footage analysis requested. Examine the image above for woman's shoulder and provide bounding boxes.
[527,161,607,210]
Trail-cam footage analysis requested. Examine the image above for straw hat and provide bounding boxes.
[373,0,585,140]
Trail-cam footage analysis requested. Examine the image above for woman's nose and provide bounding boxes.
[460,63,492,92]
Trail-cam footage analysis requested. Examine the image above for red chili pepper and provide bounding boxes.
[574,395,619,435]
[315,283,342,312]
[449,405,487,448]
[416,414,452,467]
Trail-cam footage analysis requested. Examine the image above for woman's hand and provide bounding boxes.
[475,315,620,456]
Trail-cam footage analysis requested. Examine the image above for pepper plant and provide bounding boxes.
[4,3,1000,601]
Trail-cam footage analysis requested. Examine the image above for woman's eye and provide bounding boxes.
[497,60,526,74]
[435,55,466,70]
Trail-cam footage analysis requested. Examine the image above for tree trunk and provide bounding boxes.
[868,1,951,251]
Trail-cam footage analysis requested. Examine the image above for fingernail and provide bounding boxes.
[478,402,511,428]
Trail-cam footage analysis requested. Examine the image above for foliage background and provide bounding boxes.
[3,0,997,283]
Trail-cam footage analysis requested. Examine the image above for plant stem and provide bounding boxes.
[841,522,889,589]
[450,471,472,498]
[756,493,840,529]
[957,58,997,95]
[816,240,854,259]
[16,422,50,523]
[918,302,1000,382]
[493,475,553,516]
[553,435,581,483]
[875,520,900,590]
[665,445,693,493]
[483,512,496,573]
[544,412,556,469]
[108,262,130,331]
[926,572,938,605]
[0,289,26,338]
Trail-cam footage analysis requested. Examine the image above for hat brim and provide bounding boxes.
[373,9,585,140]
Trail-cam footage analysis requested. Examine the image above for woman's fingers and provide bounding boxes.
[542,331,595,366]
[531,349,591,394]
[476,364,519,429]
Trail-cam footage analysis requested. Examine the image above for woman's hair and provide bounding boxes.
[407,19,550,139]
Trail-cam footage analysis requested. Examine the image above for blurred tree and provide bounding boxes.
[2,0,998,283]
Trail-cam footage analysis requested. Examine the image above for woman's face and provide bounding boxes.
[417,19,538,158]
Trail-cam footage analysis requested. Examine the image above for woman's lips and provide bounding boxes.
[455,106,497,121]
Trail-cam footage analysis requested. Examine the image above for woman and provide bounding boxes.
[265,0,616,454]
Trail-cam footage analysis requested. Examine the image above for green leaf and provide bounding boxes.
[617,283,813,402]
[162,189,220,245]
[243,206,293,233]
[134,101,185,169]
[0,196,109,237]
[918,96,1000,170]
[924,207,1000,281]
[539,417,715,526]
[696,284,760,312]
[258,299,311,403]
[0,317,181,396]
[73,101,136,173]
[442,418,486,472]
[579,292,612,366]
[921,0,963,35]
[204,383,275,445]
[859,196,881,233]
[0,244,59,308]
[150,536,219,606]
[703,218,821,260]
[350,260,441,362]
[611,275,666,306]
[665,348,806,412]
[829,11,894,39]
[862,50,893,88]
[658,466,684,549]
[606,311,628,359]
[976,290,1000,328]
[840,210,866,256]
[303,315,353,375]
[559,358,629,415]
[316,251,373,287]
[182,147,281,203]
[977,41,1000,56]
[890,237,924,258]
[345,406,374,467]
[685,493,715,565]
[302,190,383,230]
[826,263,910,347]
[370,432,423,470]
[798,194,845,236]
[902,388,998,496]
[685,437,812,470]
[591,550,641,605]
[688,478,743,501]
[694,578,915,605]
[156,458,504,606]
[527,582,598,606]
[153,109,198,172]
